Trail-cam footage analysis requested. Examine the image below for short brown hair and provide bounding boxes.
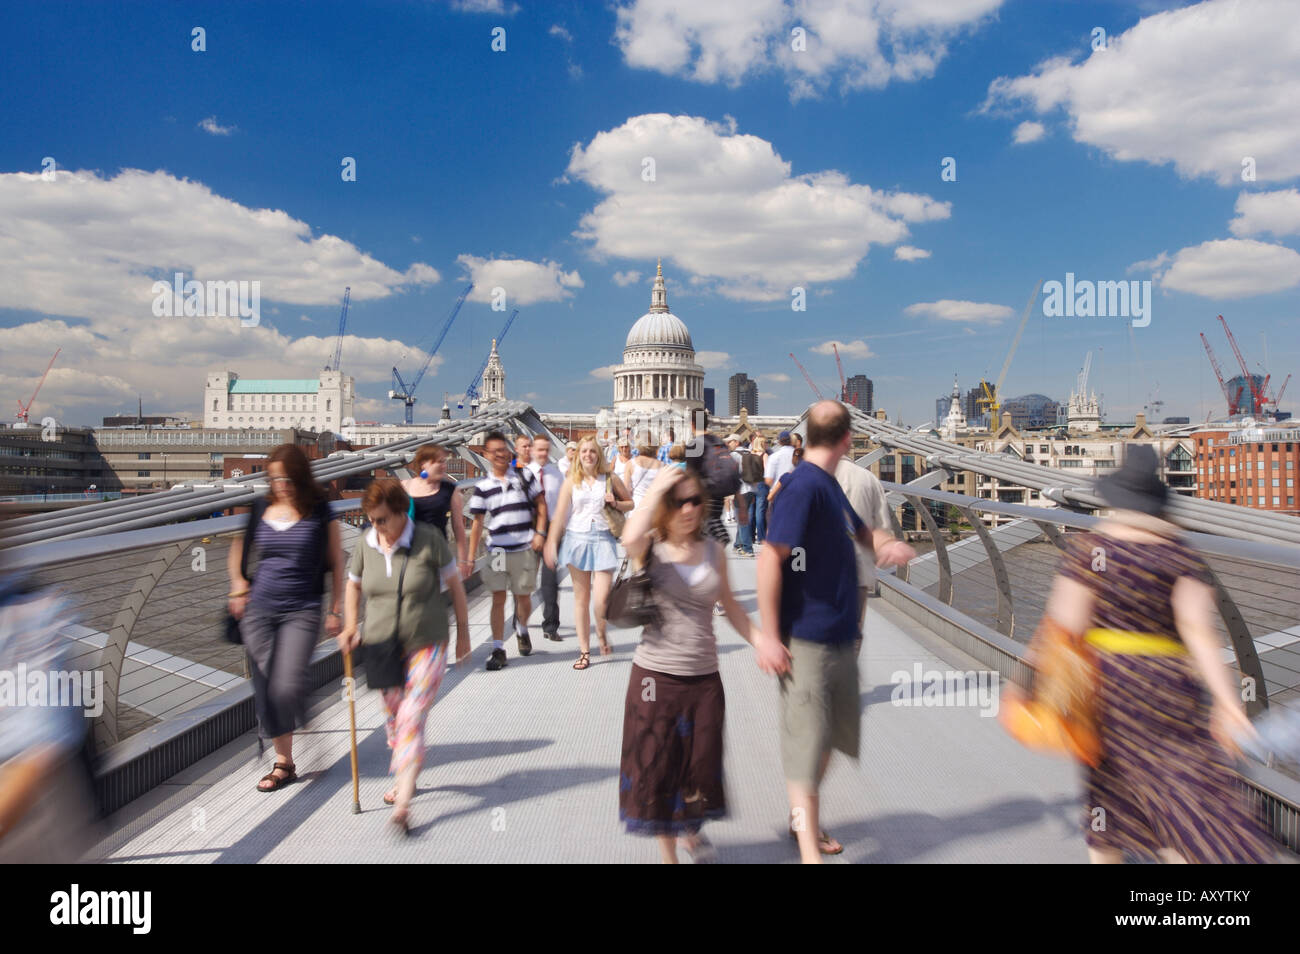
[361,479,409,516]
[413,443,446,470]
[806,400,851,449]
[652,468,707,542]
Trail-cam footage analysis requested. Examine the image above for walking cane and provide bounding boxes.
[344,650,361,814]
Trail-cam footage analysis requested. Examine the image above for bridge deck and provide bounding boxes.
[92,545,1085,864]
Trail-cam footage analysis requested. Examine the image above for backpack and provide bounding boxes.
[688,433,741,498]
[739,450,764,484]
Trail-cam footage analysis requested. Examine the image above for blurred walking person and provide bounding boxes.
[338,480,470,833]
[627,434,662,509]
[401,444,470,580]
[0,570,100,862]
[747,434,769,545]
[620,467,789,862]
[835,454,914,648]
[228,444,343,792]
[526,435,565,642]
[559,441,578,478]
[758,401,910,862]
[544,436,632,669]
[1039,446,1275,863]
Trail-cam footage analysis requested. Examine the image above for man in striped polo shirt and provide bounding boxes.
[468,431,547,670]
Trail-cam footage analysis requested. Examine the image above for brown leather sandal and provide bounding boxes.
[573,651,591,670]
[257,761,297,792]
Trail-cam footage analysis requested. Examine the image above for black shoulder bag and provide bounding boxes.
[606,541,660,629]
[362,550,408,690]
[223,498,269,645]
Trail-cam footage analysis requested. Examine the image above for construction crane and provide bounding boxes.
[15,348,60,425]
[789,353,824,401]
[1275,373,1292,408]
[328,287,350,371]
[978,279,1043,424]
[1200,332,1241,414]
[1217,314,1269,416]
[460,309,519,410]
[832,342,847,401]
[389,282,473,424]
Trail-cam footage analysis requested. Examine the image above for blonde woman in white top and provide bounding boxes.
[544,436,633,670]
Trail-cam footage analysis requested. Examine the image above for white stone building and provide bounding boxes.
[609,261,705,440]
[204,369,355,432]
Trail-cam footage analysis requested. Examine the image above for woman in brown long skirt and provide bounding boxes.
[618,466,789,863]
[1043,446,1274,863]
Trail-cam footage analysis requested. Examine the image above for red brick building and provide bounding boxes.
[1193,425,1300,516]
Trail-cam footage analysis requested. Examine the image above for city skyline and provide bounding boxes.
[2,1,1298,430]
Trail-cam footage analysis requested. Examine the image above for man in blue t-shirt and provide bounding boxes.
[758,400,910,863]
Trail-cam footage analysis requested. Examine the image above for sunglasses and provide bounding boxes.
[669,494,703,509]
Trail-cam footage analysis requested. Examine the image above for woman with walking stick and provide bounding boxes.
[337,480,470,834]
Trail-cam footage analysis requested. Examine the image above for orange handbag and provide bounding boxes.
[999,617,1102,767]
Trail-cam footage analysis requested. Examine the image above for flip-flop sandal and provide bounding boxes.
[257,761,297,792]
[383,789,398,806]
[573,651,591,670]
[789,825,843,855]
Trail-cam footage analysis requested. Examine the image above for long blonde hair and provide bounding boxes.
[566,435,610,486]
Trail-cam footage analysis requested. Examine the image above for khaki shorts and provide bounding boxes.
[779,637,860,785]
[481,546,539,595]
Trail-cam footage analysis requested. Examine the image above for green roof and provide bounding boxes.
[229,379,320,394]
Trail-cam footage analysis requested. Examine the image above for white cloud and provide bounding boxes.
[811,339,873,359]
[984,0,1300,185]
[1230,189,1300,238]
[1128,251,1170,275]
[1152,238,1300,299]
[612,270,643,286]
[456,255,583,305]
[695,351,731,369]
[1011,120,1045,144]
[567,113,949,301]
[549,24,573,43]
[614,0,1004,99]
[894,245,931,261]
[0,168,443,424]
[760,372,791,383]
[590,364,620,379]
[904,300,1015,324]
[198,116,235,136]
[0,169,439,320]
[450,0,519,14]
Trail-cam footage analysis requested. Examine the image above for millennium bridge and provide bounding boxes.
[4,402,1297,863]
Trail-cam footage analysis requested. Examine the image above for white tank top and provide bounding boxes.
[629,461,658,507]
[567,476,609,533]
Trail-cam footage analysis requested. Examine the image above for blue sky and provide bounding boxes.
[1,0,1298,428]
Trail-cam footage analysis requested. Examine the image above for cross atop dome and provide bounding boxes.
[649,258,669,314]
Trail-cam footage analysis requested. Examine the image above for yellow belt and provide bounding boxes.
[1085,628,1188,656]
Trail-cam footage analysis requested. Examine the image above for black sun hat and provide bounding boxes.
[1095,444,1168,517]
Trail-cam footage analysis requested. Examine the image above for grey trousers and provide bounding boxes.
[538,561,560,636]
[241,601,322,739]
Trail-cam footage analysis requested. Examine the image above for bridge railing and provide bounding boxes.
[873,481,1300,719]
